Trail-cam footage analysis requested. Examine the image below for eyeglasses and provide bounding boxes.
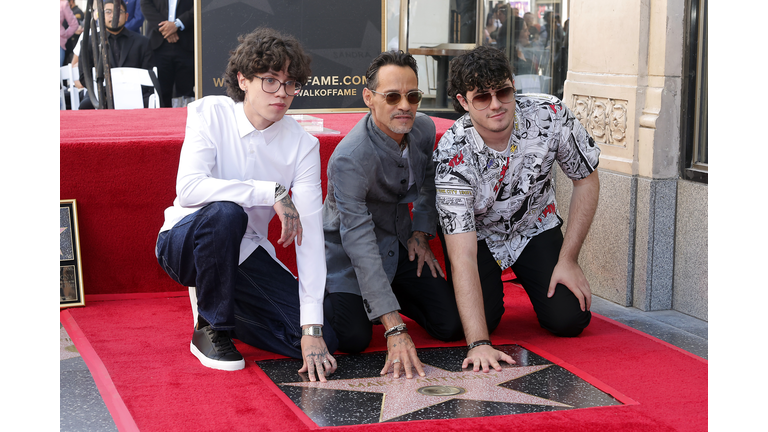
[468,86,516,110]
[370,90,423,105]
[103,9,125,16]
[253,75,302,96]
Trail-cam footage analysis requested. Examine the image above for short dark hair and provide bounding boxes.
[103,0,126,9]
[365,50,418,91]
[447,46,514,114]
[224,27,312,102]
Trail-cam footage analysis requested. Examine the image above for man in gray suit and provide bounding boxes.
[323,51,463,379]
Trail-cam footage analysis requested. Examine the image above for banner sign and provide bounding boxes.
[198,0,384,111]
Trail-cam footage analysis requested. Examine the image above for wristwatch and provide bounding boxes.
[302,325,323,337]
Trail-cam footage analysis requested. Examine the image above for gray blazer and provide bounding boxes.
[323,112,438,321]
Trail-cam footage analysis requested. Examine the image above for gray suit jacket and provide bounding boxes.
[323,113,438,321]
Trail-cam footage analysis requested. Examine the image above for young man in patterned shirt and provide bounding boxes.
[433,46,601,372]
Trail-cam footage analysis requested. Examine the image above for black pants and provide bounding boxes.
[324,243,464,353]
[153,41,195,108]
[156,202,338,359]
[439,226,591,338]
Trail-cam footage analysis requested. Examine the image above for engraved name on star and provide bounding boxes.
[282,363,570,422]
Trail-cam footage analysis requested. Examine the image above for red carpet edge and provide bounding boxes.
[582,313,708,365]
[62,292,683,431]
[61,309,140,432]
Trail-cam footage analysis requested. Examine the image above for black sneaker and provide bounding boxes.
[190,325,245,371]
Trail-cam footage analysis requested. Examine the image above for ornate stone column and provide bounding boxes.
[557,0,685,311]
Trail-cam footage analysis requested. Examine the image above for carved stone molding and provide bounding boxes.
[571,95,628,147]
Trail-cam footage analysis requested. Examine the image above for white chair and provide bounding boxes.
[60,64,80,110]
[109,67,161,109]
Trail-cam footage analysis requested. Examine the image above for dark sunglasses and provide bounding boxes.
[370,90,424,105]
[469,86,516,110]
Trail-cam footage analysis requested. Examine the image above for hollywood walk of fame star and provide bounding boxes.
[282,363,571,422]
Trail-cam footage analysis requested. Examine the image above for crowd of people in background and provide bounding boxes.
[59,1,570,109]
[59,0,194,110]
[482,4,568,99]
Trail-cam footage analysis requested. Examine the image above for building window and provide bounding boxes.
[681,0,707,183]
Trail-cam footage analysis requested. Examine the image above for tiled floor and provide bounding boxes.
[59,296,707,431]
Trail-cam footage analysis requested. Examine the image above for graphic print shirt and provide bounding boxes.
[433,94,600,269]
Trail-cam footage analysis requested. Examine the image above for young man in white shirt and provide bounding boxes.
[156,27,337,382]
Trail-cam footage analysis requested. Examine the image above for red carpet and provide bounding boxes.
[61,283,707,432]
[60,109,457,296]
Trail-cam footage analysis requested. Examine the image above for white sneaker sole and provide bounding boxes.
[190,341,245,371]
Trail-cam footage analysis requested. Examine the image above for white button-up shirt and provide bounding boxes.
[167,0,177,21]
[159,96,326,326]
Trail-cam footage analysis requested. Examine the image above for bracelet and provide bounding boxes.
[467,339,492,350]
[274,183,289,202]
[384,323,407,338]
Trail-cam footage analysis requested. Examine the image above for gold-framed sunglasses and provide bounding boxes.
[370,90,424,105]
[468,86,516,110]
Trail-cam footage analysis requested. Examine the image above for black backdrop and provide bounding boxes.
[199,0,383,110]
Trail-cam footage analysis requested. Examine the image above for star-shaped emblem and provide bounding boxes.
[202,0,273,14]
[282,363,570,422]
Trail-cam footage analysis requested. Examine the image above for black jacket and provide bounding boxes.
[78,28,154,84]
[78,28,156,107]
[140,0,194,51]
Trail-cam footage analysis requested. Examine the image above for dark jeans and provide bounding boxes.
[155,202,338,359]
[324,243,464,354]
[439,226,592,338]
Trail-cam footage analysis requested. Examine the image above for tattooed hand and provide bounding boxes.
[406,231,445,278]
[298,331,337,383]
[380,332,424,379]
[379,312,425,379]
[273,193,302,247]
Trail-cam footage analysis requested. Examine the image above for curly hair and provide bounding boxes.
[447,46,514,114]
[365,50,418,91]
[223,27,312,102]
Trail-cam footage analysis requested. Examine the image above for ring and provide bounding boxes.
[392,359,401,364]
[433,259,439,262]
[323,360,329,363]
